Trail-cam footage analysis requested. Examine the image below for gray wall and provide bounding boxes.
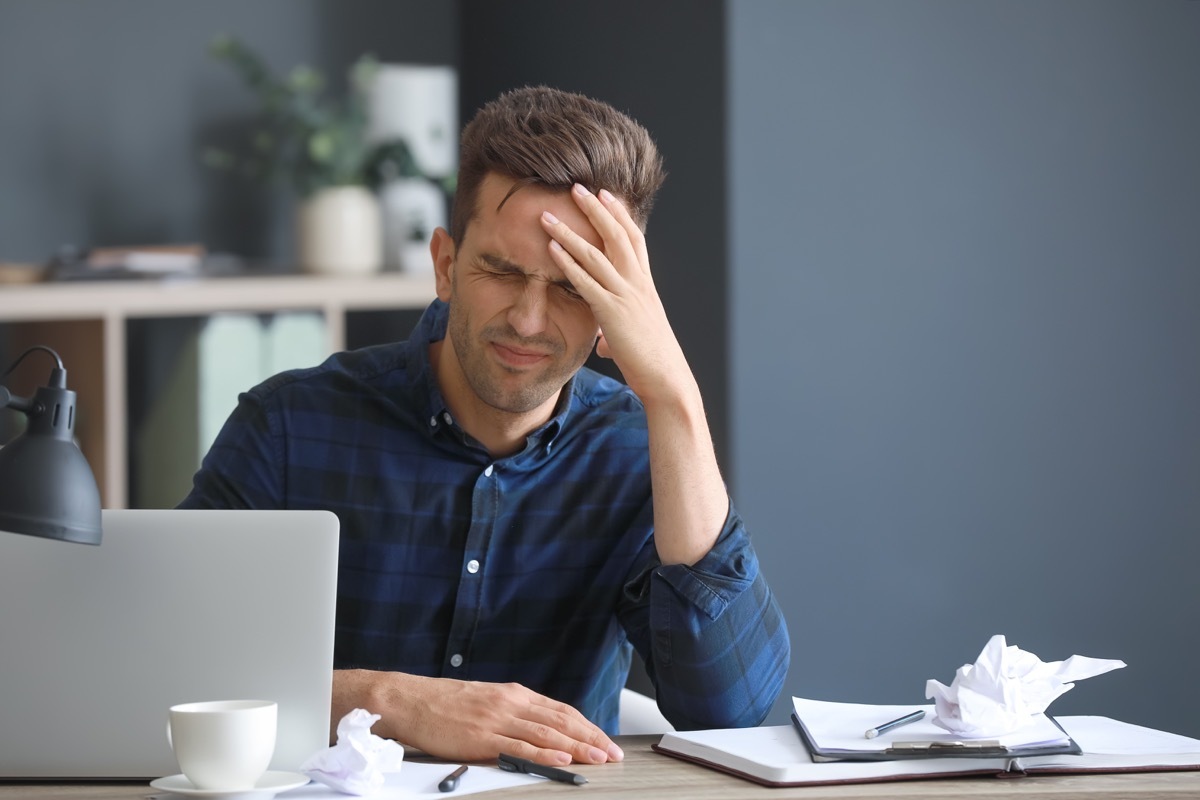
[730,0,1200,735]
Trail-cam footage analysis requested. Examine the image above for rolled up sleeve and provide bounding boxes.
[621,505,791,730]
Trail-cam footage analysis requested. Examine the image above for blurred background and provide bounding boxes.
[1,0,1197,736]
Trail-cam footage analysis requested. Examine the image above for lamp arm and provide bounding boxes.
[1,384,35,415]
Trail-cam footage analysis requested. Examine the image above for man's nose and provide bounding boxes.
[507,283,550,338]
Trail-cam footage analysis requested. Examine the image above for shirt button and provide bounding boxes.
[429,415,438,427]
[443,412,453,425]
[484,464,494,477]
[450,654,464,668]
[467,559,480,574]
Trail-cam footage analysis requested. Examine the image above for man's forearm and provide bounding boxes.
[540,184,732,566]
[331,669,409,742]
[643,376,730,566]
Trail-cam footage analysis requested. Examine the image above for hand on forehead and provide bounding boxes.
[487,175,606,252]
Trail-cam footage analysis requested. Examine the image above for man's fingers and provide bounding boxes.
[510,698,621,764]
[566,185,643,281]
[540,211,619,292]
[504,724,610,765]
[596,187,651,275]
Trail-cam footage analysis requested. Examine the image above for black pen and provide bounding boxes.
[438,764,468,792]
[865,709,926,739]
[498,753,588,785]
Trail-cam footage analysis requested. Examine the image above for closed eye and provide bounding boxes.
[555,282,584,302]
[474,254,584,302]
[483,268,523,281]
[472,257,525,285]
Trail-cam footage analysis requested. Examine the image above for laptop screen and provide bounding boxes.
[0,509,339,779]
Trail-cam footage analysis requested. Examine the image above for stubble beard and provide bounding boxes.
[446,300,589,415]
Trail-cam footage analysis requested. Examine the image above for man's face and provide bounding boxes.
[434,173,603,417]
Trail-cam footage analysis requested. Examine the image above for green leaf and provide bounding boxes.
[308,131,336,164]
[203,35,449,196]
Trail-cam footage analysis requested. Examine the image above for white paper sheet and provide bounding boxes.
[283,762,542,798]
[1019,716,1200,771]
[792,697,1070,753]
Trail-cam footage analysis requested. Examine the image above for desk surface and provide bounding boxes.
[4,735,1199,799]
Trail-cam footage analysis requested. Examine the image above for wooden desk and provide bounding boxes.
[3,735,1199,799]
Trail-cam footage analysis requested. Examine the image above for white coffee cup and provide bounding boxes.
[167,700,277,791]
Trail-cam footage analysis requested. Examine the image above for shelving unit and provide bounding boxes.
[0,273,437,508]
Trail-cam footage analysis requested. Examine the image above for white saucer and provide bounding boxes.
[149,770,309,799]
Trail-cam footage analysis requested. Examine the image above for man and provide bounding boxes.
[180,86,790,767]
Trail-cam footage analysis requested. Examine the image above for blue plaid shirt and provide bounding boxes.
[179,300,789,733]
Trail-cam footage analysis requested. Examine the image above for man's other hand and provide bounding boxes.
[332,669,624,766]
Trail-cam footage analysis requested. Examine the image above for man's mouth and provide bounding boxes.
[491,341,550,367]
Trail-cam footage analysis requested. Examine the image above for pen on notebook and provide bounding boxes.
[497,753,588,785]
[865,709,926,739]
[438,764,468,792]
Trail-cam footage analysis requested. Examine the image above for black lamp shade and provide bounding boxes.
[0,384,102,545]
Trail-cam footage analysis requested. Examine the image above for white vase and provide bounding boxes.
[296,186,383,275]
[379,177,445,273]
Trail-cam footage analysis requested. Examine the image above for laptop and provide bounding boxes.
[0,509,339,779]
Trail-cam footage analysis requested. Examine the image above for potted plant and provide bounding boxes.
[204,36,416,275]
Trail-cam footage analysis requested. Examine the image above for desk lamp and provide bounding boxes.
[0,345,102,545]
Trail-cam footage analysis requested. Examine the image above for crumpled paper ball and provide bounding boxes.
[300,708,406,795]
[926,634,1126,737]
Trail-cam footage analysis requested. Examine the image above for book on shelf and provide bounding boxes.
[51,244,208,280]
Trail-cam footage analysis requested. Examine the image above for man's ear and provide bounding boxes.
[431,227,455,301]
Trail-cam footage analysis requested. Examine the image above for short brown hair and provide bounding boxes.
[451,86,666,245]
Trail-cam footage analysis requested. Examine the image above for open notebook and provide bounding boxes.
[790,696,1080,762]
[653,714,1200,787]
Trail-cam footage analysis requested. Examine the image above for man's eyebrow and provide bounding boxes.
[477,253,524,273]
[476,253,577,291]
